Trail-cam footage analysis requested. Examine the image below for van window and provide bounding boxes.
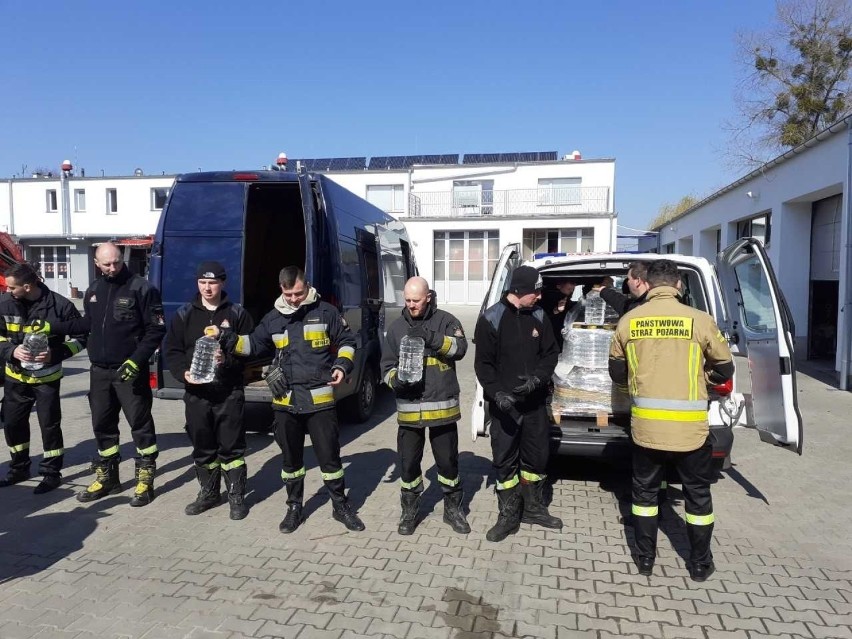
[734,256,776,332]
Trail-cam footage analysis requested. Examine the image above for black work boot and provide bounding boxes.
[520,480,563,529]
[486,486,522,542]
[326,476,365,531]
[184,465,222,516]
[279,504,303,533]
[442,490,471,534]
[686,519,715,582]
[34,474,62,494]
[77,455,121,503]
[129,458,156,507]
[0,451,31,487]
[398,490,421,536]
[223,465,249,520]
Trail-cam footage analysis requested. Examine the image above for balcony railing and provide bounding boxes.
[407,186,610,218]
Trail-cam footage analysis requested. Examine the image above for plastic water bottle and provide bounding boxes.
[21,333,49,370]
[397,335,425,383]
[189,335,219,384]
[584,290,606,325]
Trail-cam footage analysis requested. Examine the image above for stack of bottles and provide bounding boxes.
[551,294,630,416]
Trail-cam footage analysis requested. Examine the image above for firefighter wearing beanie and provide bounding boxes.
[474,266,562,542]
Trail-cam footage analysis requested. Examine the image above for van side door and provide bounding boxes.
[297,172,319,286]
[717,238,803,454]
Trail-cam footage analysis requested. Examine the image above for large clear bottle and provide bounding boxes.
[584,290,607,325]
[397,335,425,383]
[189,335,219,384]
[21,333,49,371]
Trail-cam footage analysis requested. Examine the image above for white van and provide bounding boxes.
[471,238,804,468]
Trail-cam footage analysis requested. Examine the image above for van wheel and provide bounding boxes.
[340,366,376,424]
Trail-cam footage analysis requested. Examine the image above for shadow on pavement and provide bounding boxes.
[720,463,770,504]
[0,493,125,584]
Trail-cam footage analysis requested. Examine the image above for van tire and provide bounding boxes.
[339,366,376,424]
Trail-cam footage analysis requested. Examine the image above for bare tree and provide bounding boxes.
[725,0,852,168]
[648,195,700,230]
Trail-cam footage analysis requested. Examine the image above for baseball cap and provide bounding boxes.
[509,266,543,296]
[196,261,226,280]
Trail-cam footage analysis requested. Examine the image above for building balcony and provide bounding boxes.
[407,186,611,218]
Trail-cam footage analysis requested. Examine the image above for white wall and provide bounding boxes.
[656,127,848,354]
[8,175,174,238]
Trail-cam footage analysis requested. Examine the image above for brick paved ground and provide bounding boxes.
[1,305,850,638]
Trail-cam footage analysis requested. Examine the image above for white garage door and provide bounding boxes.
[433,230,499,304]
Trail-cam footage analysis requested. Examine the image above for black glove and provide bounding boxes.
[264,365,289,399]
[217,328,239,353]
[512,375,541,396]
[494,391,517,413]
[116,360,140,383]
[407,325,444,351]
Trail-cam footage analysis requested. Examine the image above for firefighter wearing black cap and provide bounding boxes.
[216,266,364,533]
[34,242,166,507]
[164,261,254,520]
[474,265,561,542]
[381,276,470,536]
[609,259,733,582]
[0,262,87,493]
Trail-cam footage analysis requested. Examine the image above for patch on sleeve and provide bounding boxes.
[452,325,465,338]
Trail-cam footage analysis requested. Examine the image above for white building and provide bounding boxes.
[653,117,851,386]
[0,151,616,305]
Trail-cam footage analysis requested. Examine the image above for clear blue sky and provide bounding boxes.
[1,1,778,230]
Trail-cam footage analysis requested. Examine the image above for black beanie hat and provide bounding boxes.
[196,261,226,280]
[509,266,542,296]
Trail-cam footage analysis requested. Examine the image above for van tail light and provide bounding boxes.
[711,450,728,458]
[149,371,158,390]
[711,379,733,396]
[233,173,259,181]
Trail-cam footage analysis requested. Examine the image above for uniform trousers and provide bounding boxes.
[89,364,158,459]
[2,378,63,476]
[489,403,550,489]
[184,386,245,467]
[398,422,460,494]
[632,437,714,565]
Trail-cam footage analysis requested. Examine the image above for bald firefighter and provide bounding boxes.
[381,277,470,535]
[609,259,733,582]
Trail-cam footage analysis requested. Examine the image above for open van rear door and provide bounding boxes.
[717,238,803,454]
[471,243,522,441]
[297,172,318,285]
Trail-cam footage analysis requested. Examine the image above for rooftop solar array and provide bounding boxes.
[285,151,559,171]
[463,151,558,164]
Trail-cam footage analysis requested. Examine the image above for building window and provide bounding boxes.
[537,177,581,206]
[452,180,494,215]
[106,188,118,214]
[151,187,169,210]
[74,189,86,212]
[46,190,58,212]
[522,227,594,260]
[366,184,404,212]
[736,213,771,246]
[663,242,675,254]
[433,230,499,282]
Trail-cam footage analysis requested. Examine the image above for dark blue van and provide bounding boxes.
[148,169,416,422]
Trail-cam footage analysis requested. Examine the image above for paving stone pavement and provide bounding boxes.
[1,305,851,639]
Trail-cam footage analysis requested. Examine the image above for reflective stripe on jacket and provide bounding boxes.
[609,286,733,452]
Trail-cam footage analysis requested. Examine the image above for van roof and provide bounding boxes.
[176,171,309,183]
[527,252,713,270]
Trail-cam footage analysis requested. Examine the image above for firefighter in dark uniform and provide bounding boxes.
[216,266,364,534]
[474,265,561,543]
[381,277,470,536]
[41,242,166,506]
[0,262,87,493]
[599,261,650,316]
[164,261,254,520]
[609,259,733,582]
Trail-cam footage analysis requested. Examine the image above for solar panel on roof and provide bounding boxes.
[462,154,481,164]
[368,156,387,169]
[403,155,423,166]
[328,158,349,170]
[499,153,520,163]
[440,154,459,164]
[480,153,500,163]
[518,152,538,162]
[421,154,441,164]
[539,151,558,161]
[347,157,366,170]
[386,156,407,169]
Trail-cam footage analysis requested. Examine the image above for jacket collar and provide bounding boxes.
[646,286,680,301]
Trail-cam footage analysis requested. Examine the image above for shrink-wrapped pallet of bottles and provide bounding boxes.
[550,293,630,416]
